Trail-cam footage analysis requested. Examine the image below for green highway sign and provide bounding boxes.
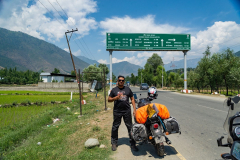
[106,33,191,51]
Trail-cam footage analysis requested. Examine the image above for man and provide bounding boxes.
[108,75,138,151]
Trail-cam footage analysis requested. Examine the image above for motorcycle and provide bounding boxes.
[217,95,240,159]
[131,93,180,157]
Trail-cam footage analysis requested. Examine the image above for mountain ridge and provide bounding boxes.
[0,27,89,74]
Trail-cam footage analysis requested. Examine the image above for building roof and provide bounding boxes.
[40,72,76,78]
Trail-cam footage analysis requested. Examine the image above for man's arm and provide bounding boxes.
[108,95,120,102]
[130,96,136,117]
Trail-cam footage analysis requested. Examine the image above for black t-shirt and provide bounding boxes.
[109,86,133,112]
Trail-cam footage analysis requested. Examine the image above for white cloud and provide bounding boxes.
[64,48,69,52]
[73,49,81,56]
[190,21,240,56]
[0,0,98,41]
[99,15,189,35]
[98,59,107,64]
[100,18,240,65]
[97,49,101,52]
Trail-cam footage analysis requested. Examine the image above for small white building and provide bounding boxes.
[40,72,76,83]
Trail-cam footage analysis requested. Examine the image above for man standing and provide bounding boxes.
[108,75,138,151]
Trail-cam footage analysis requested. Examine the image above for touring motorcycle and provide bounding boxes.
[217,95,240,159]
[131,93,180,157]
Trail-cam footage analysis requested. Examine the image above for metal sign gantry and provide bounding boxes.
[106,32,191,90]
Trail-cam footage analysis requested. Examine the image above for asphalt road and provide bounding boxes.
[128,87,230,160]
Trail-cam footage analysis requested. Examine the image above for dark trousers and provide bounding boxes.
[111,110,136,146]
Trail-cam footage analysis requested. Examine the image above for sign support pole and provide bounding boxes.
[183,51,188,90]
[162,64,163,89]
[109,50,113,90]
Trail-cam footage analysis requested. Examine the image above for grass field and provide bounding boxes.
[0,89,113,160]
[0,90,83,95]
[0,95,78,105]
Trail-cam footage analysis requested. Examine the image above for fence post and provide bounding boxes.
[103,68,107,110]
[78,69,82,116]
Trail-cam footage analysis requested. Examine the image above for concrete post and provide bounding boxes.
[183,51,187,90]
[109,50,113,90]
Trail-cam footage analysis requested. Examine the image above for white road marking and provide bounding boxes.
[196,104,227,113]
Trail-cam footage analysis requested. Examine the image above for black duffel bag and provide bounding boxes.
[163,117,181,134]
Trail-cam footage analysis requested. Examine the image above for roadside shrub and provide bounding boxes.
[35,100,42,106]
[21,100,28,106]
[92,126,101,132]
[61,100,68,103]
[12,101,17,106]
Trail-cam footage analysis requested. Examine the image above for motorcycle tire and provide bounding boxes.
[156,143,165,157]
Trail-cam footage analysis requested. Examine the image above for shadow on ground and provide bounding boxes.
[118,137,177,159]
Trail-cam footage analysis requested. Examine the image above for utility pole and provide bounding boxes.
[65,28,78,82]
[141,71,142,84]
[162,64,164,89]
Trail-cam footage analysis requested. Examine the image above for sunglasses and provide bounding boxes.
[118,80,125,82]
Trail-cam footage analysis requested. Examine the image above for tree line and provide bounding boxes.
[126,47,239,96]
[0,67,41,85]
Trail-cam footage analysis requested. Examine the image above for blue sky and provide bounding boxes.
[0,0,240,66]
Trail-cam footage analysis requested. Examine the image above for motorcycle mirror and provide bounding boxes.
[227,98,232,106]
[231,103,234,110]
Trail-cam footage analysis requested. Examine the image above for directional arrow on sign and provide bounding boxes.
[161,39,163,47]
[168,39,175,41]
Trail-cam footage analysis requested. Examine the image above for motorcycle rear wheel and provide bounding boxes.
[156,143,165,157]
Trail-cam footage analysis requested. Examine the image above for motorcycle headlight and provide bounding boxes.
[234,127,240,139]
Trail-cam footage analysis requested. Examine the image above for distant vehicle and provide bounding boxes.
[140,83,149,90]
[126,81,130,87]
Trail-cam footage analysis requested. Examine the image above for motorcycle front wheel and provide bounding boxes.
[156,143,165,157]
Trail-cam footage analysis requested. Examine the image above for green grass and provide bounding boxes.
[0,90,86,95]
[0,95,79,105]
[0,90,112,160]
[0,105,56,128]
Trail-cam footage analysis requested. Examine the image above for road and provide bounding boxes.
[112,87,230,160]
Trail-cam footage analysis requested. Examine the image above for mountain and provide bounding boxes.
[0,28,89,73]
[77,56,141,77]
[164,58,201,71]
[107,61,142,77]
[235,51,240,57]
[77,56,99,66]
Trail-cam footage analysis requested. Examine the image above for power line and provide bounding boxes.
[38,0,92,60]
[55,0,97,61]
[46,0,93,60]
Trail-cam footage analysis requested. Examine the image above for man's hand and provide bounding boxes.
[114,94,121,101]
[133,109,136,117]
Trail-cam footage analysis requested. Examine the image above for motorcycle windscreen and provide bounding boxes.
[223,96,240,143]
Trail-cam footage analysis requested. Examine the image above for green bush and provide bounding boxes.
[12,101,17,106]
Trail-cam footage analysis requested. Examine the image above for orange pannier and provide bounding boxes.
[135,103,170,124]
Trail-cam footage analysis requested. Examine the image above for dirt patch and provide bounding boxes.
[65,103,114,157]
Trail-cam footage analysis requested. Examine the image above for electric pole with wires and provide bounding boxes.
[65,28,78,82]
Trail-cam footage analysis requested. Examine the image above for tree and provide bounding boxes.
[83,64,102,82]
[221,48,236,95]
[52,68,60,74]
[146,53,163,75]
[71,70,76,76]
[98,63,109,75]
[112,73,117,82]
[130,73,137,85]
[203,46,211,58]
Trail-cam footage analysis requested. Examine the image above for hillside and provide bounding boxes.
[77,56,142,77]
[107,61,141,77]
[235,51,240,57]
[0,28,89,73]
[164,58,201,71]
[77,56,99,66]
